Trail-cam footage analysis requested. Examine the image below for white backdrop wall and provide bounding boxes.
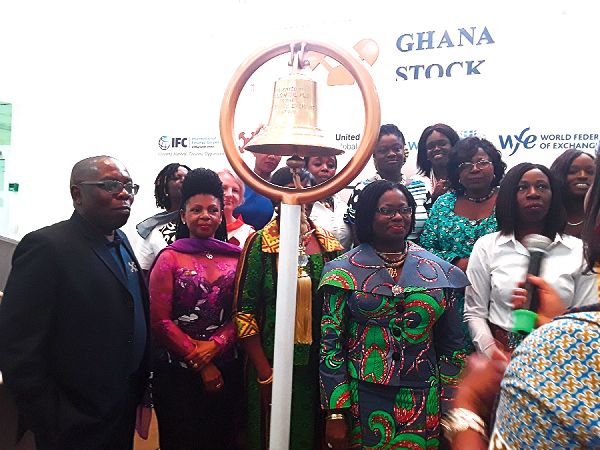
[0,0,598,243]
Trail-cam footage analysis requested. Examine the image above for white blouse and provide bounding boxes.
[309,194,349,248]
[464,231,597,356]
[135,225,170,270]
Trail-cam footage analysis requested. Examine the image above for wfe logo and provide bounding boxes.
[158,136,188,150]
[498,128,537,156]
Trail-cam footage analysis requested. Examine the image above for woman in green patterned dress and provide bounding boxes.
[234,167,343,449]
[319,180,469,449]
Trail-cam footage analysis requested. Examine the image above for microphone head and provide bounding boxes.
[522,233,553,254]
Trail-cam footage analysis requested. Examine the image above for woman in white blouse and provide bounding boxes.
[217,168,255,248]
[464,162,597,356]
[304,155,350,246]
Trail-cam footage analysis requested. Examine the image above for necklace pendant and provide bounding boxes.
[387,267,398,279]
[205,252,214,260]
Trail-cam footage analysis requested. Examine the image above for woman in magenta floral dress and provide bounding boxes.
[149,168,243,450]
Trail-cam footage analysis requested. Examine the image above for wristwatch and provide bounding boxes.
[441,408,487,442]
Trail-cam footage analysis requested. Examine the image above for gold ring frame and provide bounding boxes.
[219,40,381,205]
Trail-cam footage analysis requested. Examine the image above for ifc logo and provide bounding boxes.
[158,136,171,150]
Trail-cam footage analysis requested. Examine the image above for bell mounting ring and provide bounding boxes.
[219,40,381,205]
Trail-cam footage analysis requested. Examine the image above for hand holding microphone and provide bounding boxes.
[512,275,567,327]
[521,234,553,311]
[512,234,553,334]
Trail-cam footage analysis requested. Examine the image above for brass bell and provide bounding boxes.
[245,71,343,158]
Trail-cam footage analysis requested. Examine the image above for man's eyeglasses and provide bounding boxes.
[458,159,492,172]
[376,206,413,217]
[77,180,140,195]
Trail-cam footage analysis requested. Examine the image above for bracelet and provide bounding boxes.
[257,372,273,385]
[441,408,487,442]
[326,413,345,421]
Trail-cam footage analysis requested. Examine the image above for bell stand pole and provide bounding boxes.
[219,40,380,449]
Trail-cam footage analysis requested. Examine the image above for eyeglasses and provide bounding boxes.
[376,206,413,217]
[458,159,492,172]
[77,180,140,195]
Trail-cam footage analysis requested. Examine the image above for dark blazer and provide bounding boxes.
[0,211,150,449]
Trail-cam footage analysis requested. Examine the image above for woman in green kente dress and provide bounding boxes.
[420,137,505,350]
[233,167,343,449]
[319,180,469,450]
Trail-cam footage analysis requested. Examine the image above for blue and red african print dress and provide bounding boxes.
[319,242,469,449]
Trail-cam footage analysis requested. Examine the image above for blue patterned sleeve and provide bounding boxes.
[419,195,460,263]
[319,286,352,411]
[494,314,600,448]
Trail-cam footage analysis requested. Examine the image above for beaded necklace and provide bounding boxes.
[376,249,407,279]
[464,187,497,203]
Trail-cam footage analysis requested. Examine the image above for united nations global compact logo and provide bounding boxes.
[158,136,170,150]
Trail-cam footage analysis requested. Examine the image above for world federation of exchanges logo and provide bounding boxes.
[158,136,170,150]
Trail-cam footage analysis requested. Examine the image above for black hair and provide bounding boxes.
[175,168,228,241]
[496,163,566,240]
[582,148,600,272]
[269,167,315,208]
[549,148,595,203]
[378,124,405,146]
[416,123,460,176]
[154,163,192,210]
[447,137,506,194]
[354,180,416,244]
[270,166,314,187]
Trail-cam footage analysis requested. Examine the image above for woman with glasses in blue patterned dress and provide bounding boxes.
[319,179,469,449]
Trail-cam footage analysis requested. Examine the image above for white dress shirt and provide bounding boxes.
[464,231,597,356]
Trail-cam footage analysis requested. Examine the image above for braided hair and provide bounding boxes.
[154,163,191,210]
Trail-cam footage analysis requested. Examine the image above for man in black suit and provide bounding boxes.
[0,156,150,450]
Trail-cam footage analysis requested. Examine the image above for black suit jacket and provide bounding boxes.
[0,211,150,449]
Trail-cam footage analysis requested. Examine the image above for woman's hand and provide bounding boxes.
[259,382,272,413]
[431,180,449,202]
[257,368,273,412]
[453,350,509,417]
[454,257,469,272]
[185,339,219,369]
[511,275,566,326]
[200,363,224,393]
[325,415,349,450]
